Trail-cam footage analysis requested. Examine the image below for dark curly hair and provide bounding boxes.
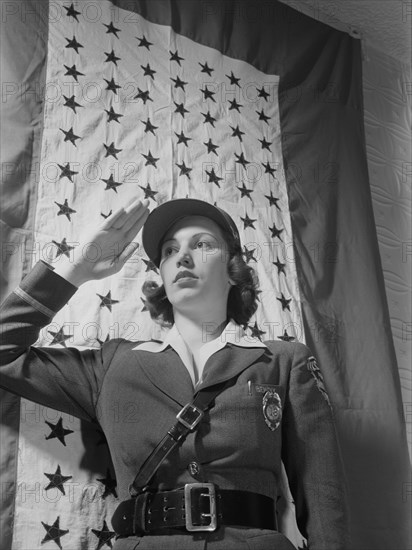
[141,229,259,327]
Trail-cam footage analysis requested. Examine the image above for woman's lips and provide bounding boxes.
[173,271,198,282]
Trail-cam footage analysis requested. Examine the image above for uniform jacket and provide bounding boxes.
[0,262,350,550]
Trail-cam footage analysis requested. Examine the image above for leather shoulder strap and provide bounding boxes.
[129,382,229,496]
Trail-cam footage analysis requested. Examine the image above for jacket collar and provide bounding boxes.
[132,320,269,405]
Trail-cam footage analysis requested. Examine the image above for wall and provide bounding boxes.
[363,46,411,455]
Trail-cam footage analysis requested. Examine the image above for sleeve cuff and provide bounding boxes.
[17,261,78,315]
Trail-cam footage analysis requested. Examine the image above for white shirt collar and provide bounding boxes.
[132,319,267,387]
[132,319,266,351]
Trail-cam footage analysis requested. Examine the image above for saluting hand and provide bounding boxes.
[53,199,150,286]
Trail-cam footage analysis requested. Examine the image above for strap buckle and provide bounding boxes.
[184,483,217,532]
[176,403,204,430]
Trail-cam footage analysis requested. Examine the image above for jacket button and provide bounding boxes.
[188,461,201,477]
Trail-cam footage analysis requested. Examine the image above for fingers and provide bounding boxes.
[105,199,150,231]
[122,199,150,233]
[125,206,150,242]
[114,242,140,266]
[102,207,125,228]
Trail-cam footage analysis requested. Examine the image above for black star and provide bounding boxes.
[142,259,159,274]
[171,75,188,90]
[169,49,184,65]
[141,63,156,79]
[55,199,76,221]
[201,86,216,102]
[63,94,82,113]
[226,71,241,87]
[175,131,191,147]
[104,142,122,159]
[52,238,74,259]
[44,465,72,495]
[176,161,192,179]
[100,210,112,219]
[91,520,116,550]
[64,64,84,82]
[273,257,286,276]
[240,213,257,229]
[97,291,119,312]
[237,183,253,200]
[259,136,272,151]
[199,61,214,76]
[201,110,216,127]
[64,3,81,21]
[205,167,223,188]
[269,222,283,240]
[102,174,122,193]
[105,106,123,123]
[48,326,72,346]
[58,162,78,182]
[45,418,74,446]
[174,101,189,118]
[257,108,270,124]
[104,77,121,94]
[104,49,121,66]
[249,321,266,340]
[97,468,117,499]
[136,35,153,50]
[135,88,153,104]
[139,183,158,201]
[265,191,280,209]
[142,117,158,135]
[277,292,291,311]
[41,516,69,550]
[142,150,159,168]
[257,86,270,101]
[65,35,83,54]
[262,161,277,178]
[204,138,218,155]
[278,330,295,342]
[230,124,244,142]
[104,22,121,38]
[235,152,250,169]
[228,98,242,112]
[243,245,257,263]
[60,126,81,146]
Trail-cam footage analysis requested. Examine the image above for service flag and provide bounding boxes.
[0,1,409,549]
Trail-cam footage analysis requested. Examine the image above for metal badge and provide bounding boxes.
[262,389,282,431]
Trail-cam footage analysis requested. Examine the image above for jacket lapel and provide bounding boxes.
[197,344,269,391]
[135,348,194,406]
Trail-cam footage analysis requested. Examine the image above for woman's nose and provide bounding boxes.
[176,250,194,267]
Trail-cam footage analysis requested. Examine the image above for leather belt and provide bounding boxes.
[111,483,276,536]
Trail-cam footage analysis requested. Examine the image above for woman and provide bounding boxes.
[0,198,349,549]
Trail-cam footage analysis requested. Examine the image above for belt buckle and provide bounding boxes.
[176,404,204,430]
[184,483,217,532]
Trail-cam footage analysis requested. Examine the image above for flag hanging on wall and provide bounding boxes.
[0,1,410,549]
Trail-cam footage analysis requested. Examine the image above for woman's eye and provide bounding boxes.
[196,241,213,249]
[162,247,176,257]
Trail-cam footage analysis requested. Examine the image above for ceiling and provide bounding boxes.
[278,0,411,64]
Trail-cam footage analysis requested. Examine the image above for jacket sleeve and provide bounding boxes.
[0,261,115,422]
[281,342,350,550]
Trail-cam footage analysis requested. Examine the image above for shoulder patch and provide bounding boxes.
[306,356,331,407]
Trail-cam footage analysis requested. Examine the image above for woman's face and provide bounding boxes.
[159,216,232,317]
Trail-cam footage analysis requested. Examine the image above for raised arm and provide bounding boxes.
[0,199,150,421]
